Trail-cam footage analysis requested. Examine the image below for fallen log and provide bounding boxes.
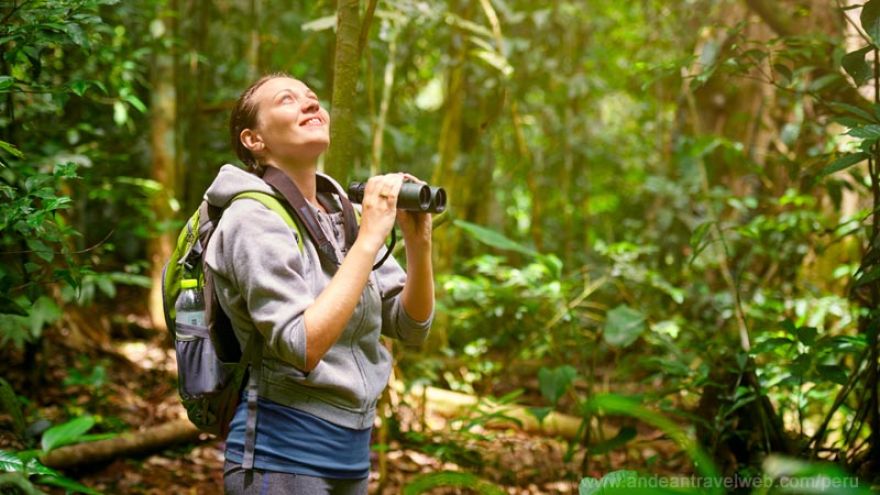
[40,385,601,469]
[40,418,200,469]
[398,384,608,441]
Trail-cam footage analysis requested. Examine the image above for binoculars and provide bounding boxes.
[348,180,447,213]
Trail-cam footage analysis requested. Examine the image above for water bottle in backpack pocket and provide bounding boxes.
[174,278,223,397]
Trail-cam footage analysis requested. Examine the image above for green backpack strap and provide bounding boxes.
[231,191,304,253]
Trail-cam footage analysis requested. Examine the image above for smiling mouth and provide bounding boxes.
[301,117,324,127]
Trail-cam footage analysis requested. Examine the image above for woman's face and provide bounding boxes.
[248,77,330,163]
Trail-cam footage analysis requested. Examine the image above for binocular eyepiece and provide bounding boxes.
[348,180,446,214]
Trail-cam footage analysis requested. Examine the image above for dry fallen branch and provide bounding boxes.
[40,418,200,469]
[398,384,610,441]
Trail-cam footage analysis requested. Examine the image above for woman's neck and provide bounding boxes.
[265,157,322,209]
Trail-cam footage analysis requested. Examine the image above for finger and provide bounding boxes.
[400,172,426,185]
[364,176,393,208]
[365,176,383,198]
[380,174,404,202]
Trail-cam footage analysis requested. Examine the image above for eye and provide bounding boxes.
[280,94,294,103]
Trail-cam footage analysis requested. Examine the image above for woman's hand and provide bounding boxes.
[396,173,433,247]
[356,173,405,252]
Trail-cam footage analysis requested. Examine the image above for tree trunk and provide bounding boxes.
[369,33,397,176]
[148,0,179,333]
[185,0,210,211]
[247,0,261,81]
[325,0,361,182]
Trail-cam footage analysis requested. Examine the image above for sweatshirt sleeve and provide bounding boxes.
[205,199,311,371]
[373,246,433,346]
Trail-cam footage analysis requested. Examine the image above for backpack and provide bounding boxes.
[161,167,367,470]
[161,190,303,469]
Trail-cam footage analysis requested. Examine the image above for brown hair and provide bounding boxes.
[229,72,293,174]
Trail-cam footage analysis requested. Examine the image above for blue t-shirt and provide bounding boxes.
[225,395,372,479]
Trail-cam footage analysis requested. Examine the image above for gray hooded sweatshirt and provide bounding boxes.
[204,164,432,430]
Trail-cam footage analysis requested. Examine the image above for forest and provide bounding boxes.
[3,0,880,493]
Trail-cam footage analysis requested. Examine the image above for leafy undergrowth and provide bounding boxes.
[0,322,685,495]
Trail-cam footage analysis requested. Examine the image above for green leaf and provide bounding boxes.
[25,239,53,263]
[63,23,87,47]
[773,63,792,84]
[415,77,444,111]
[816,152,869,178]
[36,475,101,495]
[863,0,880,46]
[123,94,146,113]
[808,73,842,92]
[454,219,538,258]
[301,15,337,32]
[444,12,495,39]
[113,101,127,126]
[0,315,32,349]
[69,80,91,97]
[403,471,505,495]
[472,49,514,78]
[23,456,60,477]
[795,326,818,347]
[537,254,563,279]
[29,296,61,339]
[688,220,715,262]
[751,337,795,355]
[590,426,637,455]
[790,353,812,378]
[579,470,641,495]
[0,449,25,472]
[0,379,27,441]
[855,264,880,287]
[828,102,876,123]
[0,139,24,159]
[763,455,874,495]
[538,365,578,405]
[0,76,13,91]
[818,365,848,386]
[0,472,46,494]
[527,406,552,424]
[816,335,866,354]
[603,305,646,348]
[848,125,880,140]
[585,395,720,485]
[95,277,115,299]
[41,416,95,453]
[842,47,873,86]
[53,162,79,179]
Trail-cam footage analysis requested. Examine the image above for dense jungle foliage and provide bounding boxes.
[3,0,880,493]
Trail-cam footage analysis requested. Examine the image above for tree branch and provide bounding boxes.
[743,0,796,37]
[742,0,870,109]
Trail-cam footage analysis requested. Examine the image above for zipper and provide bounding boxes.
[350,285,372,403]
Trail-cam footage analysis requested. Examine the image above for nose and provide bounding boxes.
[302,98,320,114]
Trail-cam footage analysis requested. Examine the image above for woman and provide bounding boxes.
[204,73,434,494]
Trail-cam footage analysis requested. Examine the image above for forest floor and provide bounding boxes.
[0,309,687,495]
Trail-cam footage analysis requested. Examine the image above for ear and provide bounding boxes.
[240,128,265,154]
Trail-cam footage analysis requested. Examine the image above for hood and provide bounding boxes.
[204,164,348,211]
[204,164,276,207]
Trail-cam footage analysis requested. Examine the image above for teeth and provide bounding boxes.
[305,118,321,125]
